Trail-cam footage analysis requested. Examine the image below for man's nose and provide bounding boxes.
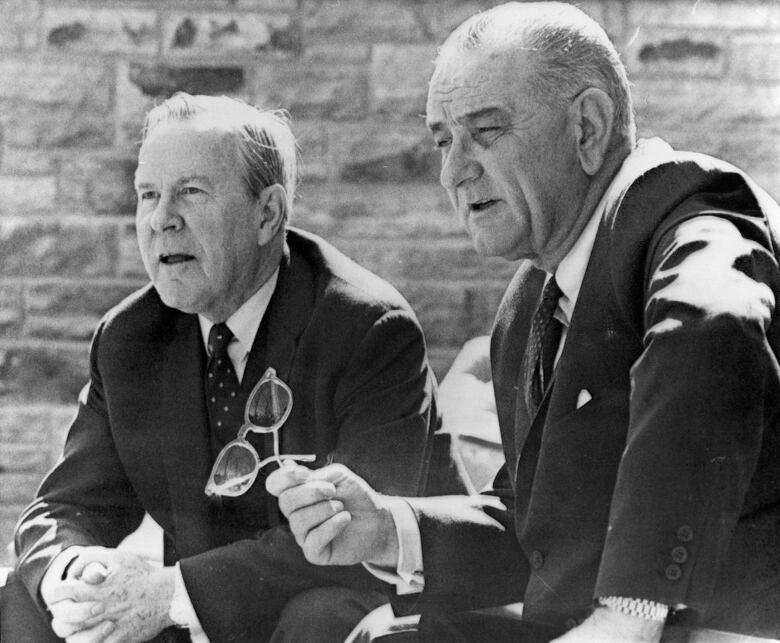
[440,135,480,190]
[149,196,183,233]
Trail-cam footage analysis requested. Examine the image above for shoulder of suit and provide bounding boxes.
[287,226,415,318]
[97,283,177,342]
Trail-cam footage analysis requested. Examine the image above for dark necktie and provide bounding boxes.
[205,323,245,446]
[523,276,564,416]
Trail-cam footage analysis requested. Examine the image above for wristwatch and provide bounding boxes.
[599,596,669,622]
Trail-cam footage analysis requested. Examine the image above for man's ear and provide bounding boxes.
[569,87,615,176]
[256,184,287,245]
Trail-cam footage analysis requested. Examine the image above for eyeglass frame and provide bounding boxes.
[204,366,315,497]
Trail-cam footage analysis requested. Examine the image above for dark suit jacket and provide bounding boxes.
[404,150,780,637]
[14,228,450,642]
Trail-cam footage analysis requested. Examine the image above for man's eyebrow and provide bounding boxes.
[426,106,508,131]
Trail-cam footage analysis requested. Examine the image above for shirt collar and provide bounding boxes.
[198,267,280,356]
[554,137,674,325]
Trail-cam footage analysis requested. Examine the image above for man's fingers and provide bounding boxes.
[48,579,101,605]
[301,511,352,565]
[81,562,109,585]
[265,463,313,496]
[277,480,337,517]
[62,619,115,643]
[287,499,345,543]
[50,598,106,624]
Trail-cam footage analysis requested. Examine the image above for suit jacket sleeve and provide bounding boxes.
[595,205,780,611]
[13,323,146,613]
[179,307,444,640]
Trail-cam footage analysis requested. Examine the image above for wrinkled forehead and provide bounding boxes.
[425,48,531,128]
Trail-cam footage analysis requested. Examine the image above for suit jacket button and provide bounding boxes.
[671,545,688,563]
[565,618,578,630]
[676,525,693,542]
[665,564,682,580]
[530,550,544,569]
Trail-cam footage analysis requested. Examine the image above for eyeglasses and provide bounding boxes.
[205,367,315,497]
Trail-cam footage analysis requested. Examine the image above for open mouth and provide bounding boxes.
[159,253,194,265]
[470,199,497,212]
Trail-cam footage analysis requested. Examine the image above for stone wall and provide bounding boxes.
[1,0,778,559]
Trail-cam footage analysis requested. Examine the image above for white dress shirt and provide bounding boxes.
[375,138,676,594]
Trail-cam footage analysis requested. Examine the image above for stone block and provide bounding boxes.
[303,0,426,44]
[0,147,59,174]
[370,44,438,118]
[0,101,113,149]
[0,443,48,472]
[118,221,147,279]
[0,218,117,278]
[336,239,517,284]
[0,472,42,504]
[251,61,368,121]
[302,43,371,64]
[59,153,138,215]
[628,1,780,30]
[128,62,247,98]
[625,27,727,78]
[0,0,40,51]
[632,79,780,133]
[294,181,459,240]
[0,175,57,213]
[0,344,89,404]
[0,283,23,338]
[731,35,780,82]
[26,282,140,341]
[0,405,56,445]
[333,122,439,182]
[163,11,297,56]
[397,282,472,347]
[0,58,111,108]
[236,0,297,8]
[43,6,157,54]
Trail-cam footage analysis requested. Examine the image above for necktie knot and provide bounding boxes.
[208,323,234,359]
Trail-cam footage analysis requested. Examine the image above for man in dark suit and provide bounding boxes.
[2,93,461,642]
[267,3,780,642]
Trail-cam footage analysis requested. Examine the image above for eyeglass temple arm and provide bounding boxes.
[259,453,316,470]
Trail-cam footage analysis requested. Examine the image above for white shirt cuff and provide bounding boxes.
[363,497,424,595]
[169,563,210,643]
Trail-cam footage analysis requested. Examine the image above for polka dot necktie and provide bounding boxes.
[206,322,246,446]
[523,276,564,416]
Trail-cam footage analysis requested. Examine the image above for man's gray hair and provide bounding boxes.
[142,93,299,214]
[441,2,636,145]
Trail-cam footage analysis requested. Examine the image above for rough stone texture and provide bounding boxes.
[369,44,438,118]
[302,0,426,45]
[625,28,727,78]
[26,282,140,341]
[628,1,780,29]
[163,11,297,56]
[0,0,779,553]
[43,7,157,54]
[0,175,57,213]
[0,0,40,51]
[0,218,118,277]
[252,61,368,120]
[0,345,89,404]
[0,283,24,338]
[334,122,439,182]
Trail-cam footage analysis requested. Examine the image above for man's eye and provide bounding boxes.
[139,191,159,201]
[433,137,451,150]
[180,186,203,196]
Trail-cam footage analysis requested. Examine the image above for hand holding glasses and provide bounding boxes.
[205,367,315,497]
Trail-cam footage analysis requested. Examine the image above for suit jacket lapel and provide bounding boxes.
[157,311,214,557]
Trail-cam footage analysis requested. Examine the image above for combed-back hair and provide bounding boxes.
[440,2,636,145]
[142,92,299,215]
